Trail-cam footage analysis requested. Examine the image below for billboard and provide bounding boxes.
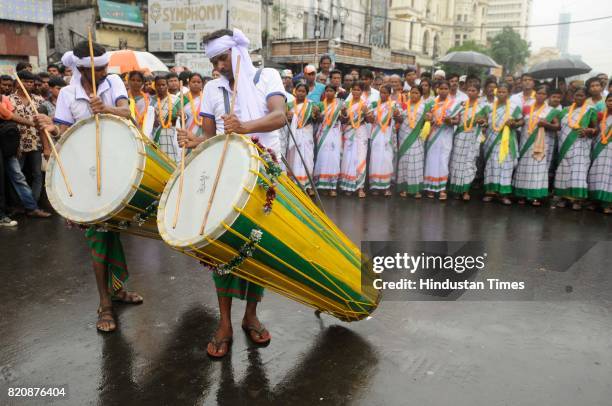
[0,0,53,25]
[175,53,214,75]
[98,0,144,28]
[148,0,261,53]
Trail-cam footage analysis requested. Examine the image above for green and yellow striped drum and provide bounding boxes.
[46,114,176,238]
[157,134,380,321]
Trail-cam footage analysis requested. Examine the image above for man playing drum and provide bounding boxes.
[178,28,287,358]
[35,41,144,333]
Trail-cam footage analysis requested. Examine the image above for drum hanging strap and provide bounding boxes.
[221,88,230,115]
[221,69,263,115]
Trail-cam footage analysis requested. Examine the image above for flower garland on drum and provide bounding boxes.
[252,136,282,214]
[133,201,159,226]
[209,228,264,275]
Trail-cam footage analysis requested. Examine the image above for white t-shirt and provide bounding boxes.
[54,74,128,125]
[200,68,286,155]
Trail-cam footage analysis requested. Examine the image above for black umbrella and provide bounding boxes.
[438,51,499,68]
[527,58,591,79]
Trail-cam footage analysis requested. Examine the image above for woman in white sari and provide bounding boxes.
[368,85,397,196]
[286,83,320,195]
[339,81,373,198]
[423,81,461,200]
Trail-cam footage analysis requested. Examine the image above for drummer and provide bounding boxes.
[35,41,144,333]
[177,28,286,358]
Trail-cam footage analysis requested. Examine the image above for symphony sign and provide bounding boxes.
[148,0,261,53]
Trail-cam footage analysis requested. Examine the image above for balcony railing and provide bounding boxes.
[269,39,415,69]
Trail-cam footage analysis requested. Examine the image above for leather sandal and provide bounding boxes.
[96,305,116,333]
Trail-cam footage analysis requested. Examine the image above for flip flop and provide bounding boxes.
[111,290,144,304]
[207,336,233,358]
[242,323,271,346]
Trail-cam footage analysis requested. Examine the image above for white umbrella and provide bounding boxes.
[107,50,169,75]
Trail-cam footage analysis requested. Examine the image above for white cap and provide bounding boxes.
[434,69,446,78]
[459,75,467,82]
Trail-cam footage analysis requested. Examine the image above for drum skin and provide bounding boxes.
[45,114,175,239]
[158,134,380,321]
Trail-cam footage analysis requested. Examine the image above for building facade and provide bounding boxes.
[267,0,416,71]
[0,0,52,73]
[449,0,489,47]
[556,12,570,56]
[51,0,146,62]
[485,0,531,40]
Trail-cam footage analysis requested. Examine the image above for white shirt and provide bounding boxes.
[54,74,128,126]
[510,92,535,110]
[201,68,286,155]
[285,91,295,105]
[346,87,380,105]
[403,80,420,92]
[450,90,469,104]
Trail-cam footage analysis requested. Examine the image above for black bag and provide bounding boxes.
[0,120,20,158]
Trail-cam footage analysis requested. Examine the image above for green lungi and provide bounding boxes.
[85,228,129,292]
[212,273,264,302]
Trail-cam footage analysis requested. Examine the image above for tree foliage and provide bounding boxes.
[446,40,490,56]
[441,41,491,77]
[490,27,530,75]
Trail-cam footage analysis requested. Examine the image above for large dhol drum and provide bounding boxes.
[157,134,380,321]
[46,114,176,238]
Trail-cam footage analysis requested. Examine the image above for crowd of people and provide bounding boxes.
[0,54,611,231]
[277,57,611,213]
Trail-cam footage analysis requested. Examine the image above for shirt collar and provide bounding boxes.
[74,77,111,101]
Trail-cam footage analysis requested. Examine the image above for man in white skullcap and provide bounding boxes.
[35,40,144,334]
[178,28,286,358]
[434,69,446,81]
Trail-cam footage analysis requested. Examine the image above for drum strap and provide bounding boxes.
[220,69,263,115]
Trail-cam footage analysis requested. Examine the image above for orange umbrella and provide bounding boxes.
[107,50,169,75]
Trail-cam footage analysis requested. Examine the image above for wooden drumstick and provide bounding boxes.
[15,76,73,197]
[88,27,102,195]
[199,54,241,236]
[172,80,187,229]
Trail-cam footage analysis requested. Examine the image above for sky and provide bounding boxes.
[528,0,612,75]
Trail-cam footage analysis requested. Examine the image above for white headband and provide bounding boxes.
[204,29,250,59]
[62,51,109,69]
[61,50,110,86]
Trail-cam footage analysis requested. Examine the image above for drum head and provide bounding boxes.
[46,115,145,223]
[158,134,258,247]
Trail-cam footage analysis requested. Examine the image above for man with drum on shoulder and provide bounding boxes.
[35,41,144,333]
[177,28,286,358]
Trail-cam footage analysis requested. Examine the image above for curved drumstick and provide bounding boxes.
[15,76,73,197]
[172,80,187,229]
[199,54,241,236]
[88,27,101,195]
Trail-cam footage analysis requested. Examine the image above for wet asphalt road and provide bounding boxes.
[1,195,611,406]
